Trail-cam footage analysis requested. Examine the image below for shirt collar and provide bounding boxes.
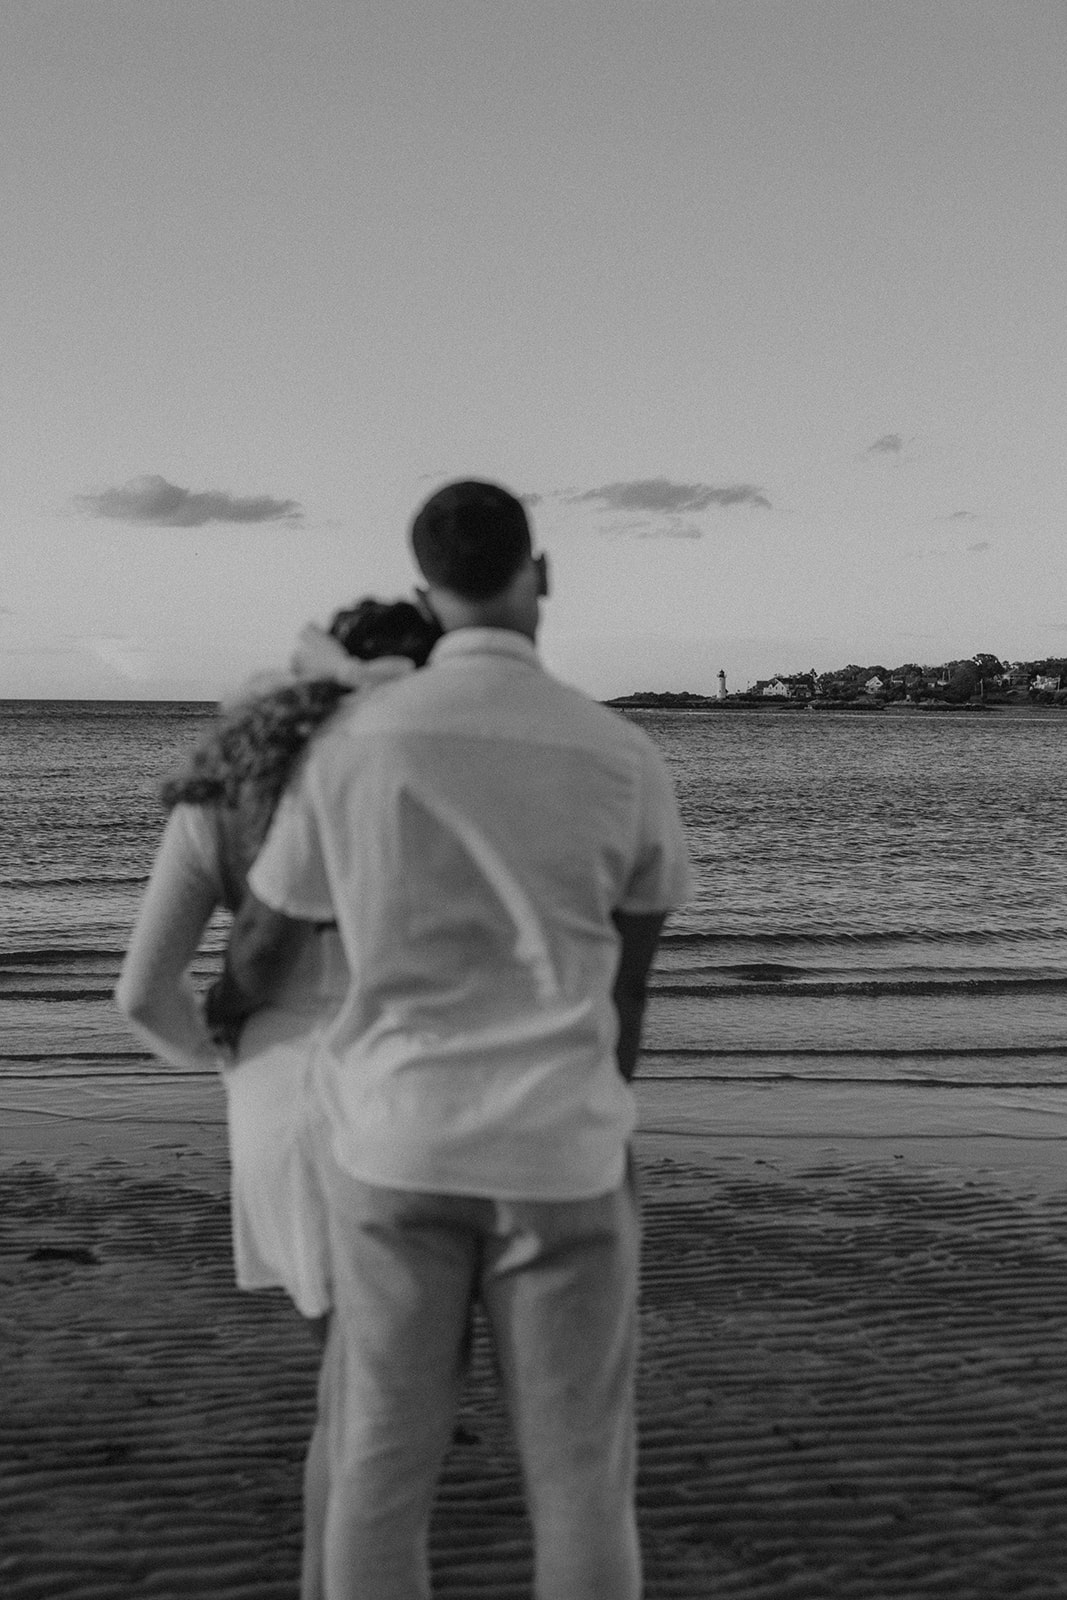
[430,628,541,668]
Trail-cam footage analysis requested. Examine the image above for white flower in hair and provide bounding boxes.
[290,622,415,689]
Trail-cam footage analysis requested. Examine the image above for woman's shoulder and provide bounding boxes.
[167,798,222,852]
[174,799,272,912]
[161,801,233,898]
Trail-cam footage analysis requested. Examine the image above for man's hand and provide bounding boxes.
[203,977,249,1054]
[206,891,314,1047]
[611,910,667,1081]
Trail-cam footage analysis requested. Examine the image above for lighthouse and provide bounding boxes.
[717,669,727,701]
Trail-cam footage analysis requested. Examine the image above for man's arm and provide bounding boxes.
[611,910,667,1082]
[204,890,314,1047]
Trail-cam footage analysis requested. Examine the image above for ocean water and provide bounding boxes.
[2,699,1066,1087]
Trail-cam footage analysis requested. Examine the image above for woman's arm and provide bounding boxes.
[115,806,231,1072]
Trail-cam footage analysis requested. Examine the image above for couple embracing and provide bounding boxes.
[118,480,691,1600]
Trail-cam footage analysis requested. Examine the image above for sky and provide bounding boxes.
[3,0,1066,700]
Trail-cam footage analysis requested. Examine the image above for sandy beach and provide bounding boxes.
[4,1073,1067,1598]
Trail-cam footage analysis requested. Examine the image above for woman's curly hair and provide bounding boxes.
[160,600,441,849]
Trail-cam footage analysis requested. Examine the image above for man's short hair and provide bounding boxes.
[411,480,531,600]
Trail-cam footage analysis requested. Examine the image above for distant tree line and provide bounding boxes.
[608,656,1067,709]
[803,655,1067,705]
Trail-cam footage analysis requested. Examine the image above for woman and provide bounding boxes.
[115,597,441,1599]
[117,598,441,1307]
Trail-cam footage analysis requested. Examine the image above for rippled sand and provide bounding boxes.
[4,1138,1067,1598]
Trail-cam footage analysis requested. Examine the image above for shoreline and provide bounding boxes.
[612,697,1067,715]
[4,1070,1066,1197]
[5,1069,1067,1597]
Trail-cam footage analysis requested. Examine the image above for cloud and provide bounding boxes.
[74,474,302,527]
[602,518,705,541]
[967,540,991,554]
[574,477,772,514]
[941,509,979,522]
[637,521,704,540]
[866,433,904,456]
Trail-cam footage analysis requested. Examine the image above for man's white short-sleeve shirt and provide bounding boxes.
[250,629,691,1200]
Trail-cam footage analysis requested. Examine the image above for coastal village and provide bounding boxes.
[609,654,1067,710]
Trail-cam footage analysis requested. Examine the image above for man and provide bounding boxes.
[215,481,691,1599]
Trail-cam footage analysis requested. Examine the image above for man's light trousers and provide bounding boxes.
[318,1156,642,1600]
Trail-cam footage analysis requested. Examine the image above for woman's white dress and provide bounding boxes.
[116,802,345,1317]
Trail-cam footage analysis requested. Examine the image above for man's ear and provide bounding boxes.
[534,552,549,598]
[413,586,440,623]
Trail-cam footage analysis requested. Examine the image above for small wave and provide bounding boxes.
[715,962,811,981]
[637,1072,1067,1089]
[0,947,124,965]
[1,874,148,890]
[640,1044,1067,1057]
[0,1049,151,1062]
[0,986,117,1001]
[660,927,1067,948]
[0,1068,209,1081]
[650,975,1067,999]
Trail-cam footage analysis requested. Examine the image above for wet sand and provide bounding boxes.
[3,1073,1067,1597]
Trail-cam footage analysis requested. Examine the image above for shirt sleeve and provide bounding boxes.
[114,805,230,1072]
[616,737,694,914]
[247,767,335,921]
